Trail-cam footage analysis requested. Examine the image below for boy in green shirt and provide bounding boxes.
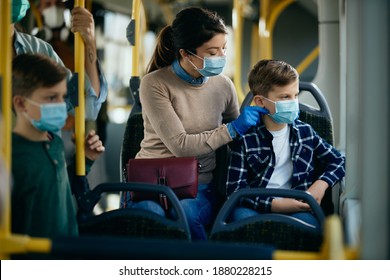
[11,53,105,239]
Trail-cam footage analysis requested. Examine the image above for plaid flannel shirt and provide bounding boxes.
[226,119,345,213]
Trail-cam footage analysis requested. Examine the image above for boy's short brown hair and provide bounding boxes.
[248,59,299,97]
[12,53,67,98]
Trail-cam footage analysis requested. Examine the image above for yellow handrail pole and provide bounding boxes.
[267,0,295,40]
[295,45,319,75]
[259,0,294,60]
[260,0,319,74]
[0,0,53,260]
[273,215,359,260]
[258,0,271,59]
[74,0,86,176]
[139,1,147,74]
[251,23,260,67]
[86,0,92,12]
[28,0,43,29]
[233,0,245,104]
[131,0,141,77]
[0,0,12,247]
[321,215,347,259]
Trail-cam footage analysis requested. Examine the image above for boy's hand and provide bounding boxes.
[306,180,329,204]
[271,198,311,213]
[85,129,105,161]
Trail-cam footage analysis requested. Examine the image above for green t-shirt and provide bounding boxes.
[11,132,78,238]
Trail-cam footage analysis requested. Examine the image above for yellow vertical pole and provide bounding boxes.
[233,0,245,104]
[0,2,55,259]
[295,45,320,74]
[0,0,12,236]
[258,0,294,60]
[259,0,272,59]
[131,0,141,77]
[86,0,92,12]
[74,0,86,176]
[0,0,12,259]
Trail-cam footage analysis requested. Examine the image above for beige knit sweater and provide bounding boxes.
[136,66,239,184]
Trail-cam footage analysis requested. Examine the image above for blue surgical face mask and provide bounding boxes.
[187,50,226,77]
[12,0,30,23]
[24,99,67,132]
[264,97,299,124]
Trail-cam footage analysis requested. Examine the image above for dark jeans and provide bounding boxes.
[129,183,218,241]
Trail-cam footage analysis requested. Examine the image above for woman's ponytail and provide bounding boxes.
[146,25,176,73]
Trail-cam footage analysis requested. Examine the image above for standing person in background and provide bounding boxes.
[11,0,107,121]
[124,7,268,241]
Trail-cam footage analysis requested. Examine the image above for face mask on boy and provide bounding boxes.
[24,99,67,132]
[12,0,30,23]
[263,97,299,124]
[186,50,226,77]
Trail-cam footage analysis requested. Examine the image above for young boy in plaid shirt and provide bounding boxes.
[226,59,345,228]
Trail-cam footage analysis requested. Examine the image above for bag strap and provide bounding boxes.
[158,167,169,210]
[158,167,166,185]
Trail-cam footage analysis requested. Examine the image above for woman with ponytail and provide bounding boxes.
[130,7,267,240]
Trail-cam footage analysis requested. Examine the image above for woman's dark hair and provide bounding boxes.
[147,7,227,73]
[12,53,68,98]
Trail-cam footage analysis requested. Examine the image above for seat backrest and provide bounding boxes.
[120,113,144,181]
[77,182,191,241]
[209,188,325,251]
[239,81,335,215]
[120,76,144,181]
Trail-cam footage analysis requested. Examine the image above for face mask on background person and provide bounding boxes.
[41,4,66,29]
[12,0,30,23]
[263,97,300,124]
[186,50,227,77]
[24,99,67,132]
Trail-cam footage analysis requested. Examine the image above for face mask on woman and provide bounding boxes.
[263,97,300,124]
[187,50,226,77]
[24,99,67,132]
[12,0,30,23]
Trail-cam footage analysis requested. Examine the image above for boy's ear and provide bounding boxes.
[253,95,266,107]
[13,96,26,113]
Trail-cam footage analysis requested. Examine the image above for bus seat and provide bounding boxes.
[212,144,231,204]
[120,77,144,182]
[76,181,191,241]
[209,188,325,251]
[120,113,144,182]
[240,81,336,216]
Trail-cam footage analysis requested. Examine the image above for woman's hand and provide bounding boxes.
[231,106,269,136]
